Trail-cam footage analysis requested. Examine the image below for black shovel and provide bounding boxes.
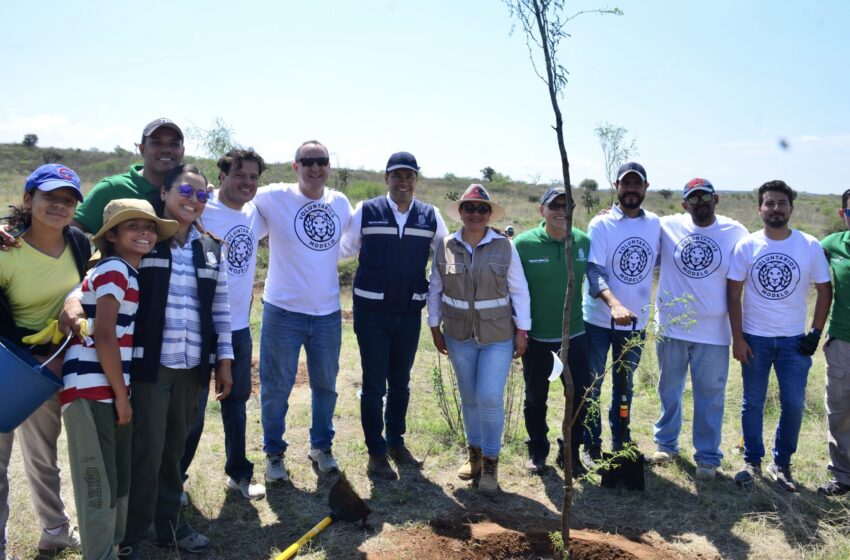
[598,317,645,491]
[275,473,371,559]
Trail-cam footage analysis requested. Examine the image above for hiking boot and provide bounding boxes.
[226,476,266,500]
[580,446,602,469]
[649,450,675,466]
[457,445,483,481]
[367,455,398,480]
[524,456,545,474]
[767,463,798,492]
[388,445,423,467]
[37,523,80,554]
[695,463,717,481]
[308,447,339,474]
[818,478,850,496]
[265,452,289,482]
[479,457,500,496]
[734,461,760,487]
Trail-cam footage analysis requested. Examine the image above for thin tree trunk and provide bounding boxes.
[531,0,575,545]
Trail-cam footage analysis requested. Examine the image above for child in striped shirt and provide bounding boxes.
[61,199,176,560]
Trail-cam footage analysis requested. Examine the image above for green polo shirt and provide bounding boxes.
[74,164,163,233]
[822,230,850,342]
[514,223,590,340]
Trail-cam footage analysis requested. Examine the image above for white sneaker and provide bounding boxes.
[265,453,289,482]
[226,476,266,500]
[649,450,675,466]
[37,523,80,553]
[307,448,339,474]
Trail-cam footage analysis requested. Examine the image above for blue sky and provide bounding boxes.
[1,0,848,194]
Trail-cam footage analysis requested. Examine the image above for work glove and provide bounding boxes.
[797,328,822,356]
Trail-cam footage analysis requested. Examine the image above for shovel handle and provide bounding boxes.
[276,516,333,560]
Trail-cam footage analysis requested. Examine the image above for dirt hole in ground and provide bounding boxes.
[359,513,679,559]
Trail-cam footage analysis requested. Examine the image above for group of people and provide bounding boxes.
[0,116,847,560]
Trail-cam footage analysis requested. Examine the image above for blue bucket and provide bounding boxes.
[0,337,64,433]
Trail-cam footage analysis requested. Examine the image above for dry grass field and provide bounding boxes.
[2,145,849,558]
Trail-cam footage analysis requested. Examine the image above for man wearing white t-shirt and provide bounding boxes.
[584,162,660,457]
[181,149,268,501]
[254,140,353,480]
[727,180,832,492]
[651,178,748,481]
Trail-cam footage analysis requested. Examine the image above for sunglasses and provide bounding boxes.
[686,192,714,204]
[178,184,210,203]
[460,203,492,215]
[298,157,330,168]
[547,202,568,211]
[843,209,850,218]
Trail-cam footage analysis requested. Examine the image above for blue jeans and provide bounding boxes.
[182,328,255,481]
[354,308,421,456]
[260,303,341,454]
[444,334,515,458]
[584,321,645,450]
[741,333,812,466]
[653,337,729,466]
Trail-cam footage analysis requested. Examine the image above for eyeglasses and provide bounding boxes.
[460,203,492,215]
[547,202,568,211]
[686,193,714,204]
[298,157,330,168]
[178,184,210,203]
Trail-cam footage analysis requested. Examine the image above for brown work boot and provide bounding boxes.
[457,445,483,481]
[367,455,398,480]
[388,445,423,468]
[479,456,500,496]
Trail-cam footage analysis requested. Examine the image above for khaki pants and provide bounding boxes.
[63,399,131,560]
[0,393,70,538]
[824,337,850,485]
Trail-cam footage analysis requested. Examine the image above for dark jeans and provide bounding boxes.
[584,321,646,450]
[521,334,591,461]
[182,328,254,481]
[353,308,421,456]
[123,366,201,546]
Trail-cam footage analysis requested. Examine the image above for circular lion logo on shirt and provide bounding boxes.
[751,253,800,300]
[295,200,342,251]
[224,225,254,277]
[674,234,721,279]
[613,237,653,284]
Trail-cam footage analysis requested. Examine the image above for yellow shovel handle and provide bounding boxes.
[276,515,333,560]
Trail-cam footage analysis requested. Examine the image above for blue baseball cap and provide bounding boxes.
[386,151,420,173]
[682,178,715,198]
[24,164,83,202]
[617,162,647,182]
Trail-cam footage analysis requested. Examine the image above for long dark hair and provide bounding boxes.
[161,164,223,243]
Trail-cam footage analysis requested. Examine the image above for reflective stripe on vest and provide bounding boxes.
[140,258,170,269]
[441,294,509,310]
[353,287,384,300]
[362,226,397,236]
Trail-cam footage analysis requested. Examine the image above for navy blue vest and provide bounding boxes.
[131,235,222,383]
[353,197,437,313]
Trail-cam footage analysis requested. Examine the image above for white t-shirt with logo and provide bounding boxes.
[254,183,353,316]
[656,213,748,345]
[727,229,830,337]
[583,205,660,331]
[200,195,268,330]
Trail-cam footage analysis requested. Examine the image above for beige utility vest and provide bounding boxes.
[435,233,515,344]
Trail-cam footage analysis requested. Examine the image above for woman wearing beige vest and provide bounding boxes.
[427,184,531,496]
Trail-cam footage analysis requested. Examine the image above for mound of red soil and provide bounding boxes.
[359,514,680,560]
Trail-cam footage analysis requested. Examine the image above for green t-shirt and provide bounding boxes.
[822,231,850,342]
[74,164,162,233]
[514,224,589,340]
